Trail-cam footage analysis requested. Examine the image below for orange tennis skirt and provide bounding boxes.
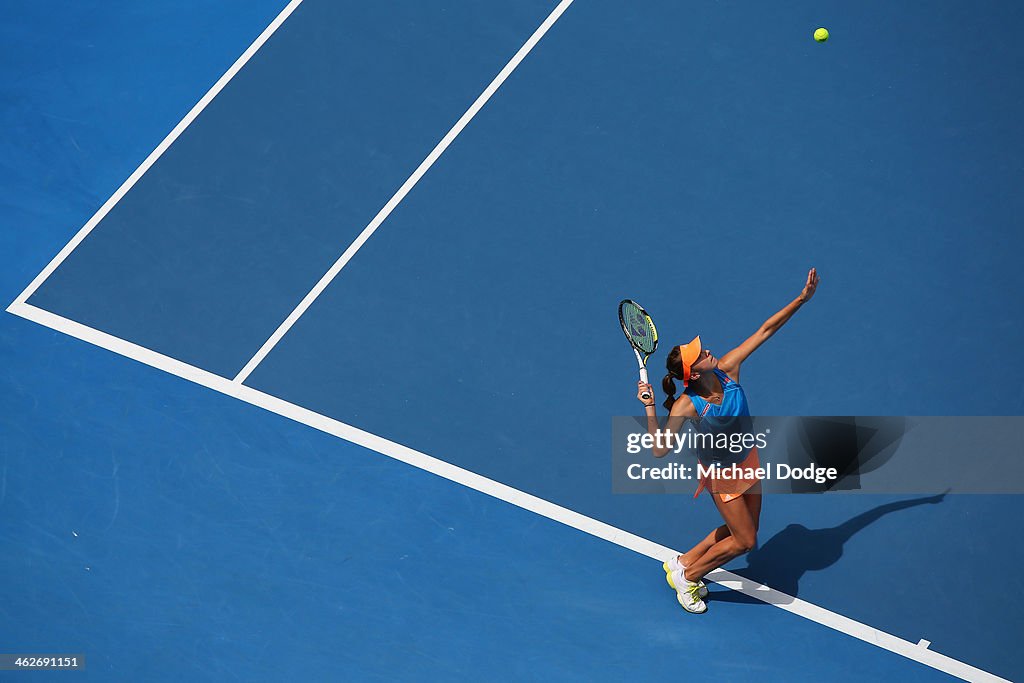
[694,446,763,503]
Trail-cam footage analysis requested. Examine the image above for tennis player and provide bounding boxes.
[636,268,820,613]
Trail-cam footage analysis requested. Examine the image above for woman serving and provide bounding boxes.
[636,268,820,614]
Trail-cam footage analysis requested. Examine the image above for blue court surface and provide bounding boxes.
[3,1,1024,681]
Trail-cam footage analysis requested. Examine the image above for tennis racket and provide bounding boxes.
[618,299,659,401]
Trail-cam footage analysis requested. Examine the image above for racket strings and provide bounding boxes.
[620,303,657,354]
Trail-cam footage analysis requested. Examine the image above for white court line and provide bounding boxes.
[10,0,306,309]
[4,301,1010,683]
[231,0,578,384]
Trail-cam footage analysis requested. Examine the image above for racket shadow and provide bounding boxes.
[708,493,948,605]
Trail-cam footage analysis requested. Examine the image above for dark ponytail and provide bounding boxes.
[662,373,677,412]
[662,345,684,411]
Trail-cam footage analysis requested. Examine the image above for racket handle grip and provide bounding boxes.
[639,367,651,400]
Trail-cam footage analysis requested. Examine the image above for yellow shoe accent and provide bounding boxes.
[665,569,677,589]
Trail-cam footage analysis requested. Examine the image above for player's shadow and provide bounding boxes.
[708,493,947,605]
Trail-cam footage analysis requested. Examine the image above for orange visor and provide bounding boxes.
[678,336,702,387]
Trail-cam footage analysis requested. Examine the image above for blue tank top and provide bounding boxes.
[684,369,752,465]
[684,368,750,418]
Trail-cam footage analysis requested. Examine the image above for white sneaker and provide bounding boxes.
[663,555,708,598]
[666,567,708,614]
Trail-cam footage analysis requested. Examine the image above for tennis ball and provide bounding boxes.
[814,27,829,43]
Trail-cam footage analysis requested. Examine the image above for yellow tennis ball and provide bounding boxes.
[814,27,829,43]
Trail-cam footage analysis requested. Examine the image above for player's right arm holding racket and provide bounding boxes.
[618,298,699,457]
[637,381,697,457]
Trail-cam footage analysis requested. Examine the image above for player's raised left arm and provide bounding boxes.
[719,268,820,376]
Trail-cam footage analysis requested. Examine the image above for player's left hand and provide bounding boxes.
[799,267,820,303]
